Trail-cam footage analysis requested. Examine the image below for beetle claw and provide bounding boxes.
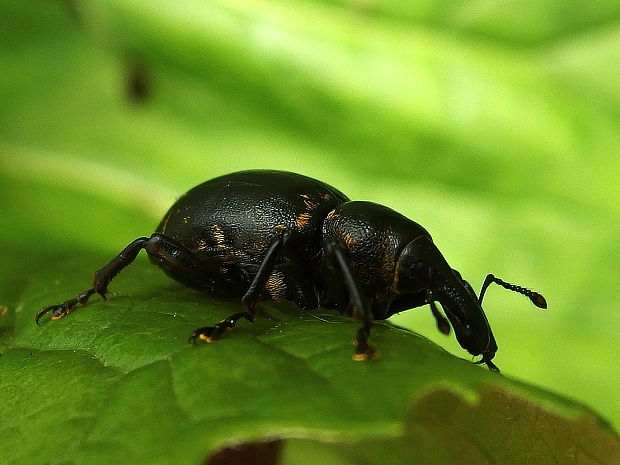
[35,302,74,325]
[474,357,500,372]
[35,306,53,325]
[485,360,500,372]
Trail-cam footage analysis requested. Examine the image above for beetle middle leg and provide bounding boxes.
[189,230,318,343]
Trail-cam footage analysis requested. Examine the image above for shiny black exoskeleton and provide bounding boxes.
[36,170,546,369]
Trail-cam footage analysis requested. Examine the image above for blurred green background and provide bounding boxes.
[1,0,618,430]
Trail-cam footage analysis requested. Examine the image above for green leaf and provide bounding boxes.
[1,250,618,464]
[1,1,620,463]
[285,386,620,465]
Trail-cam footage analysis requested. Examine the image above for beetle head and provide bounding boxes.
[443,274,499,370]
[395,236,498,370]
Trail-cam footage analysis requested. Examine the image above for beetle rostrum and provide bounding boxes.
[36,170,546,370]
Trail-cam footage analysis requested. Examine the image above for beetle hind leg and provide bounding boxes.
[35,233,209,324]
[35,236,150,324]
[35,288,97,324]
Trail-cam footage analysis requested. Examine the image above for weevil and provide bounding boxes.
[36,170,546,369]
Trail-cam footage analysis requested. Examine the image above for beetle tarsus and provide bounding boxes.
[485,360,500,372]
[35,305,59,325]
[188,325,224,343]
[353,344,378,361]
[35,288,96,325]
[189,311,252,344]
[353,327,378,361]
[353,327,378,360]
[352,324,378,361]
[474,357,500,372]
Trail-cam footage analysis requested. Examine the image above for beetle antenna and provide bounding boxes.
[479,274,547,309]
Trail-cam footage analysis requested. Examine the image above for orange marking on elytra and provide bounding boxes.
[342,232,357,249]
[295,212,312,229]
[265,272,287,302]
[212,225,226,247]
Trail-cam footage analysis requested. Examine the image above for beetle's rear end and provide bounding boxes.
[154,170,349,303]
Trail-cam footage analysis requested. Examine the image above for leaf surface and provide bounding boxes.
[1,1,619,463]
[1,251,618,464]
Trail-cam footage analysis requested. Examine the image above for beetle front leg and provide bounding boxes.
[327,241,378,361]
[429,301,451,335]
[388,292,451,336]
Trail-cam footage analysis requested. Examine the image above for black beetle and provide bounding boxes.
[36,170,546,370]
